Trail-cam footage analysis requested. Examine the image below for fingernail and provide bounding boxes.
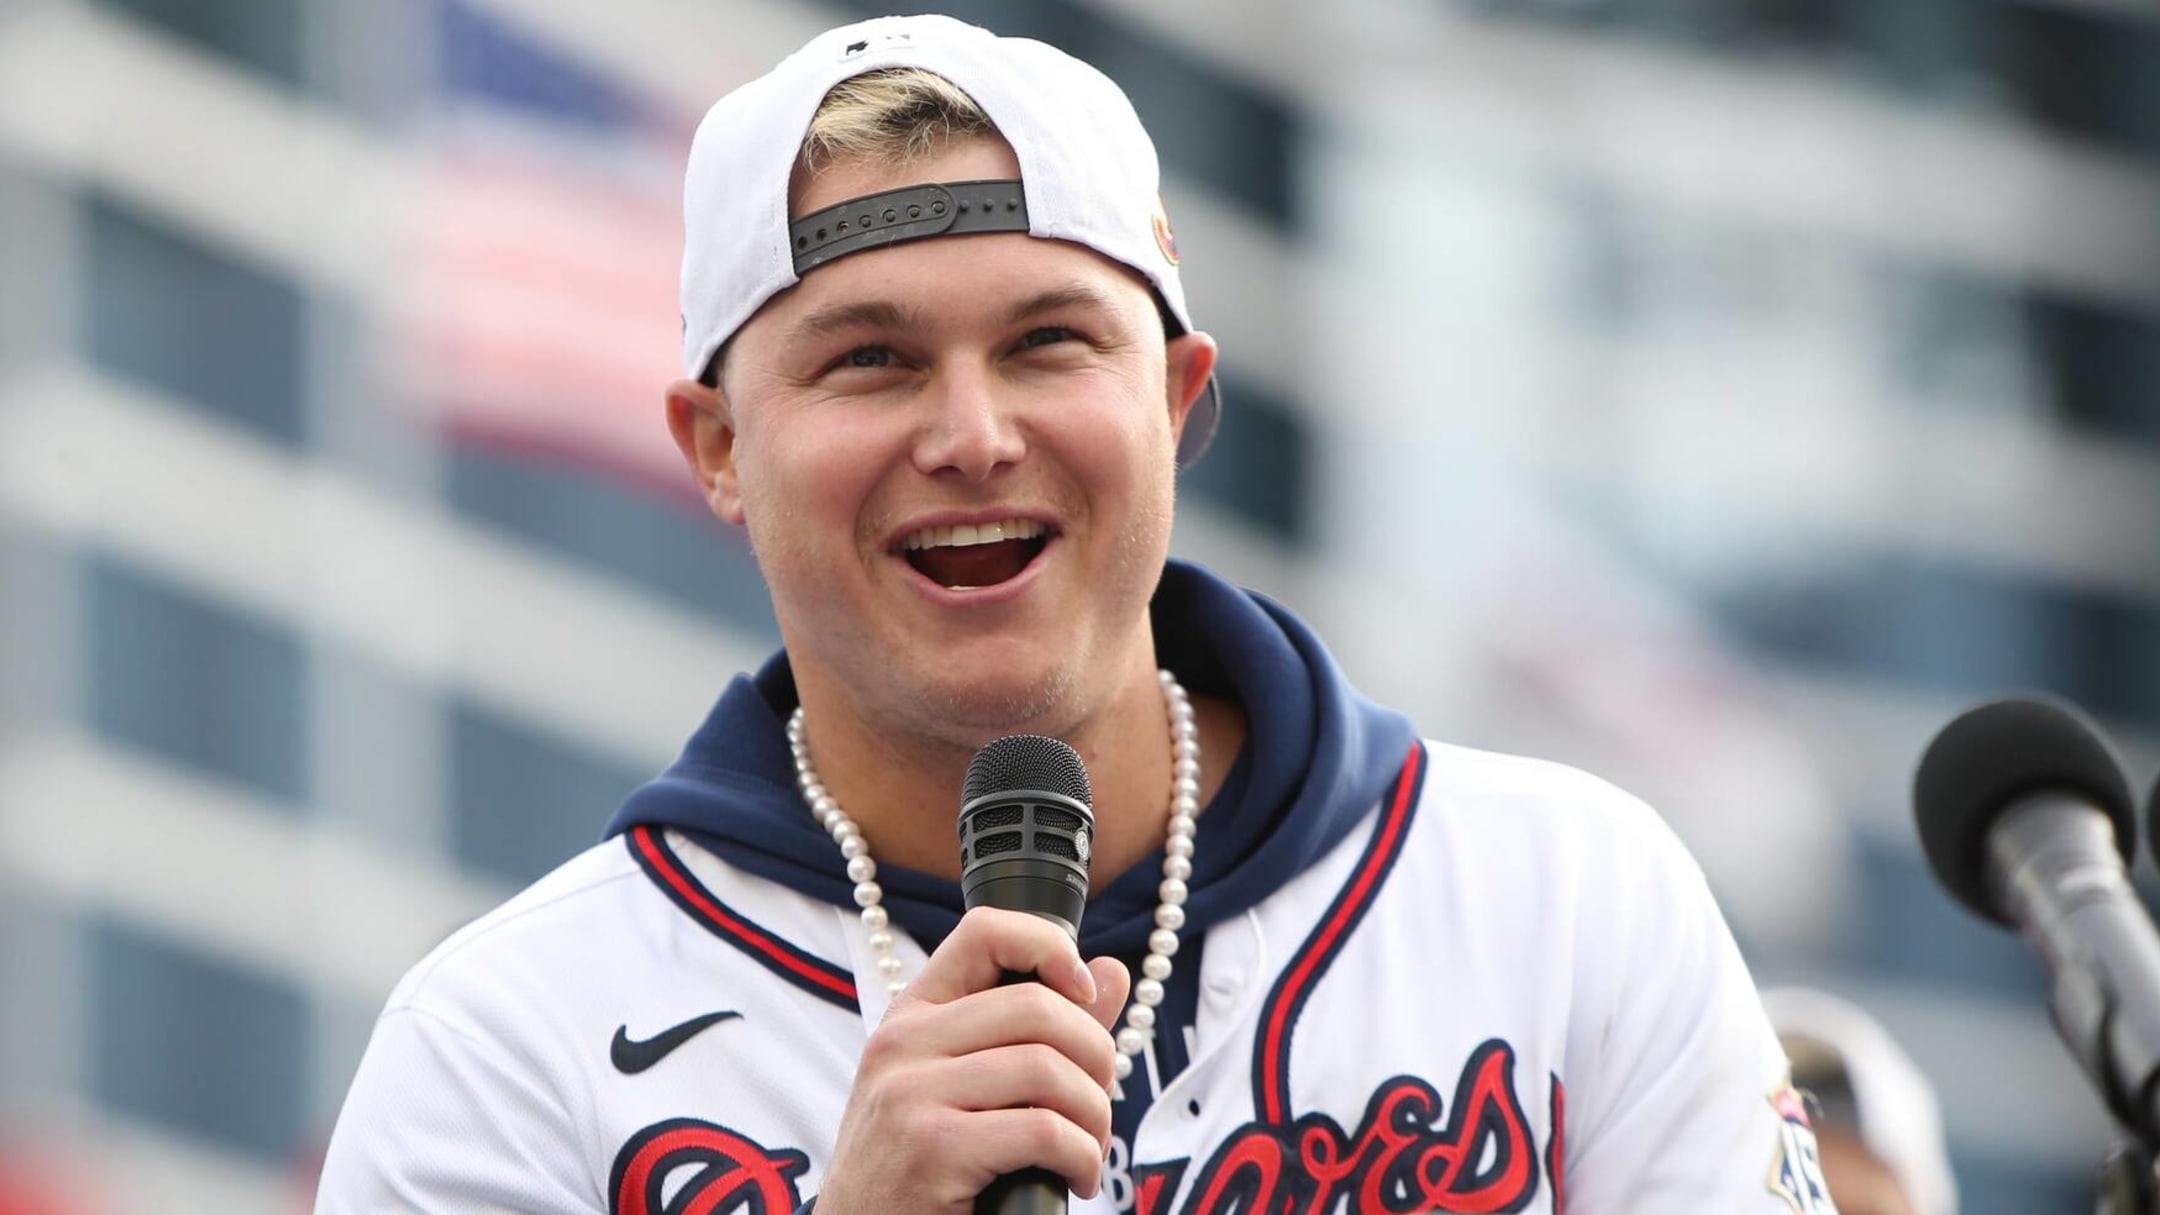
[1073,958,1098,1002]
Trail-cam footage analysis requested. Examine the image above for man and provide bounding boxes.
[1767,989,1958,1215]
[317,15,1829,1214]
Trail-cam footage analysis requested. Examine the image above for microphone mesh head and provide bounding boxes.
[1912,695,2133,926]
[963,735,1092,808]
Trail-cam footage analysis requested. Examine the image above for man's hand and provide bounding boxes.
[814,906,1132,1214]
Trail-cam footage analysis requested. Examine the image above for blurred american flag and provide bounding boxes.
[394,0,696,497]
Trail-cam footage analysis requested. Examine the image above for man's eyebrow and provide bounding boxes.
[1005,283,1126,325]
[786,299,925,342]
[786,283,1124,343]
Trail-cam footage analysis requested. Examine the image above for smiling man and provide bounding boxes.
[316,16,1829,1215]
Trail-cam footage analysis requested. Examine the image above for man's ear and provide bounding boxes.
[664,378,746,525]
[1163,330,1220,447]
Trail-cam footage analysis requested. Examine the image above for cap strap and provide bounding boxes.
[789,179,1028,275]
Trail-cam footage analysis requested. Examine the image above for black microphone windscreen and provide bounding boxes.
[963,734,1092,809]
[1912,695,2134,925]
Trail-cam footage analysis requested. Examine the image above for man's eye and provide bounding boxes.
[1020,327,1079,349]
[843,345,894,368]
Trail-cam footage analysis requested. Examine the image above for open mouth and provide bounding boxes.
[899,518,1054,590]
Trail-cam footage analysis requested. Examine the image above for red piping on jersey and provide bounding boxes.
[1253,742,1426,1126]
[1548,1074,1567,1214]
[628,825,859,1009]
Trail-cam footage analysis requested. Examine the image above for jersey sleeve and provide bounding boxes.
[1560,801,1834,1215]
[315,1005,604,1215]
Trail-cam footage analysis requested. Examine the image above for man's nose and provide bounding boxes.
[911,361,1026,481]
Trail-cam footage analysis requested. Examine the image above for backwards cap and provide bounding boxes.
[679,14,1221,465]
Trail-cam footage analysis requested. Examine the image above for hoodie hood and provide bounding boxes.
[604,560,1418,960]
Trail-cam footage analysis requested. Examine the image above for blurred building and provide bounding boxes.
[0,0,2154,1211]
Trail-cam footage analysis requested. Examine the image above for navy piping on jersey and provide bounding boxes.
[626,825,860,1012]
[1251,742,1427,1126]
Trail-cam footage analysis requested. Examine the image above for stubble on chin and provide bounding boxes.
[909,661,1080,746]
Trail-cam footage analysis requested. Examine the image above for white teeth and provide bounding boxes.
[902,518,1046,551]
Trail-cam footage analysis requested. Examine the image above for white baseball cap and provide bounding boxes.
[679,13,1222,466]
[1764,988,1959,1215]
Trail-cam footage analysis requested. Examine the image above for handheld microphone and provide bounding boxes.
[958,734,1096,1215]
[1912,695,2160,1145]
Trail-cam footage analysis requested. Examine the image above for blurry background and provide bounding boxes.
[1,0,2156,1210]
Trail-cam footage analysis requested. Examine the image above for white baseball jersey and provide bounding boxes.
[316,738,1830,1215]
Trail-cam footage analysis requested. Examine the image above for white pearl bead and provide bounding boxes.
[1116,1026,1149,1056]
[1134,977,1164,1006]
[1174,757,1201,781]
[839,835,867,859]
[1155,904,1185,930]
[1171,701,1195,723]
[1126,1003,1156,1032]
[1149,928,1180,957]
[853,881,882,908]
[887,979,907,995]
[1163,855,1192,882]
[876,954,904,978]
[1114,1053,1133,1080]
[1172,776,1200,799]
[867,929,894,951]
[1142,954,1172,980]
[832,822,859,844]
[847,856,876,883]
[811,794,837,817]
[1158,669,1176,685]
[1167,835,1194,859]
[1168,814,1197,838]
[1159,878,1188,905]
[860,905,888,931]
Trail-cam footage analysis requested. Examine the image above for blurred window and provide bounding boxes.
[1478,0,2158,160]
[1182,373,1312,544]
[82,194,307,447]
[1943,1155,2084,1215]
[87,556,307,807]
[1996,5,2160,158]
[2026,291,2160,450]
[1845,832,2049,995]
[96,0,303,85]
[1710,559,2160,723]
[447,450,781,640]
[91,917,308,1162]
[451,701,644,886]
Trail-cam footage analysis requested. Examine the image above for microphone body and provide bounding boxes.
[958,735,1097,1215]
[1913,697,2160,1144]
[1987,794,2160,1139]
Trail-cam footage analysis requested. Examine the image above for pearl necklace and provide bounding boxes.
[786,668,1200,1087]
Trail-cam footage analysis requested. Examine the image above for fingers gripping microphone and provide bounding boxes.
[1913,696,2160,1145]
[959,735,1096,1215]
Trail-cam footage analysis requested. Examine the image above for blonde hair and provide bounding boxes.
[800,68,997,175]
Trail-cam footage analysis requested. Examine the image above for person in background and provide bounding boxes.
[1767,987,1958,1215]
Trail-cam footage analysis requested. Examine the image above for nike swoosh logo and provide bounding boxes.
[610,1010,742,1075]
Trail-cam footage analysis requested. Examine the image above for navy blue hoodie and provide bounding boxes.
[603,559,1417,1136]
